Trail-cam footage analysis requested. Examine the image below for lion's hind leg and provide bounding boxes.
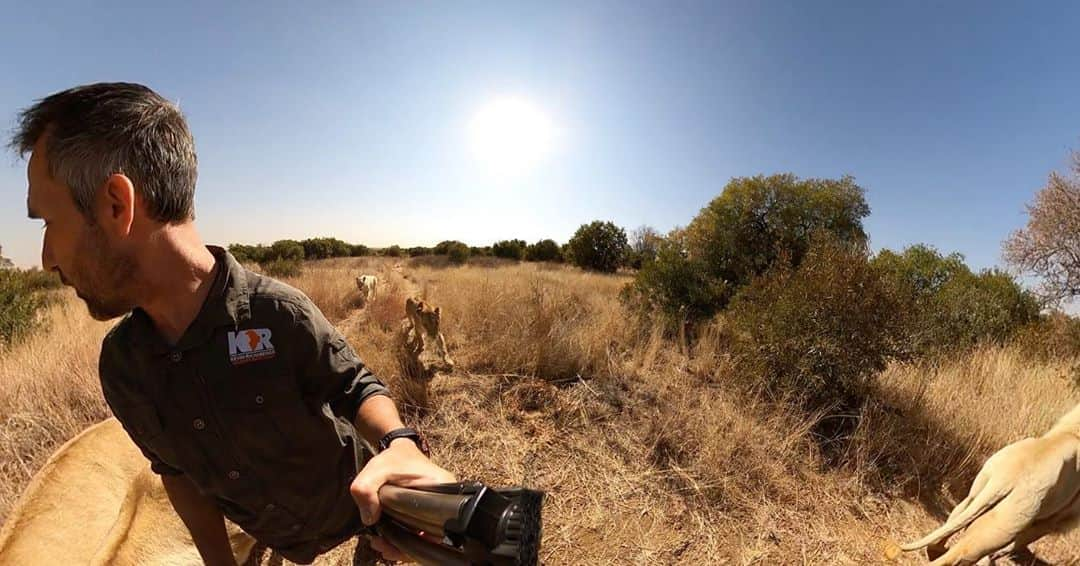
[929,495,1035,566]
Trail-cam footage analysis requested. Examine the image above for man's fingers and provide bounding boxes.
[370,536,408,562]
[349,475,383,525]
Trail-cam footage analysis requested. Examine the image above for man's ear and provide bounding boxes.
[99,173,137,236]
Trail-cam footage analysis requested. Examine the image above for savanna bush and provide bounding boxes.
[525,239,563,262]
[261,258,303,278]
[0,269,61,347]
[492,239,527,261]
[621,229,728,329]
[566,221,628,273]
[446,242,471,265]
[873,245,1041,356]
[725,235,908,413]
[1013,310,1080,362]
[630,174,870,324]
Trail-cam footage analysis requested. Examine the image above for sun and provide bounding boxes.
[468,96,556,174]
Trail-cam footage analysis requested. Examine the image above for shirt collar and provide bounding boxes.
[129,245,251,353]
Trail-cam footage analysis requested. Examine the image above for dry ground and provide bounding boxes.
[1,257,1078,564]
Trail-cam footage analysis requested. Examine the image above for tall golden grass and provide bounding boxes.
[0,258,1077,563]
[0,294,111,519]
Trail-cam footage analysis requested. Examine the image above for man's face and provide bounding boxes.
[26,137,137,320]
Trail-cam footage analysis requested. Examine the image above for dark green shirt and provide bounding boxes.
[99,246,389,564]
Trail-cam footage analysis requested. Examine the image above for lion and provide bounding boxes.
[0,418,256,566]
[396,297,454,410]
[895,402,1080,565]
[355,275,378,307]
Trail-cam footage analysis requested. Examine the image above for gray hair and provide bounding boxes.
[10,82,197,223]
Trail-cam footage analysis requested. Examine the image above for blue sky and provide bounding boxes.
[2,1,1079,273]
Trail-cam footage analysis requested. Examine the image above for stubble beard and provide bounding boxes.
[72,223,138,321]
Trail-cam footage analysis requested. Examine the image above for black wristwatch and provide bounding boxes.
[377,427,430,457]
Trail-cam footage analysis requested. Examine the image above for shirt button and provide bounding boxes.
[290,524,302,533]
[169,351,182,363]
[227,470,240,480]
[254,395,264,405]
[192,418,206,431]
[264,503,275,512]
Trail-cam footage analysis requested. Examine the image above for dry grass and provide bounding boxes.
[274,257,382,323]
[0,293,111,521]
[404,262,634,381]
[851,346,1080,557]
[1,259,1078,564]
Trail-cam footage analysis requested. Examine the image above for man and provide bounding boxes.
[13,82,454,565]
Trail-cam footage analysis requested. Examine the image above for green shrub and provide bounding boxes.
[261,258,303,278]
[300,237,352,259]
[1013,311,1080,361]
[621,229,728,328]
[726,235,908,413]
[382,245,403,258]
[446,242,471,265]
[630,173,870,323]
[492,239,527,260]
[350,244,371,257]
[567,221,628,273]
[873,245,1041,356]
[434,240,466,255]
[525,239,563,262]
[228,243,266,263]
[408,246,432,257]
[0,269,61,347]
[269,240,305,261]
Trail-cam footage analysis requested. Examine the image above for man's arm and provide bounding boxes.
[161,474,238,566]
[352,393,405,446]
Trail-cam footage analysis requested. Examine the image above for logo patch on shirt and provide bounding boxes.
[227,328,275,365]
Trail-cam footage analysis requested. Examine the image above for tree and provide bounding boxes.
[492,239,527,260]
[621,228,727,324]
[1004,152,1080,304]
[301,238,334,260]
[727,234,909,412]
[434,240,466,255]
[269,240,304,261]
[873,244,1041,355]
[628,174,870,322]
[567,221,628,273]
[446,241,471,265]
[685,174,869,292]
[525,239,563,262]
[628,225,663,269]
[382,245,403,258]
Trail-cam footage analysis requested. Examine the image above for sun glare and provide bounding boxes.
[468,97,556,174]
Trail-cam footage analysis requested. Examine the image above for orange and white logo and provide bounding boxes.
[227,328,275,365]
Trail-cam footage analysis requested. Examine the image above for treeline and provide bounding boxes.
[225,229,651,273]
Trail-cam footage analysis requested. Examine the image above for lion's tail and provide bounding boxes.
[900,470,1011,551]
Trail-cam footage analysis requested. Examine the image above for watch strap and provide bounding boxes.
[377,427,430,456]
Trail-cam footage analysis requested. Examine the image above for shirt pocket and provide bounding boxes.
[216,375,339,465]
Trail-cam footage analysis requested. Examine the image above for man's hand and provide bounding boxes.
[350,439,456,562]
[161,474,239,566]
